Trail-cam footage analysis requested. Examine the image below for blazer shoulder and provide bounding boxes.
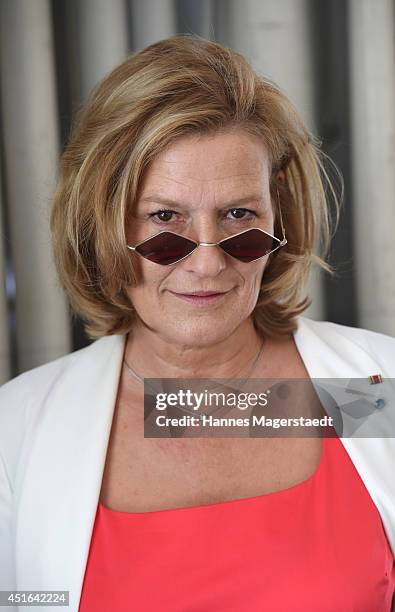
[1,344,87,404]
[0,336,117,430]
[299,317,395,373]
[0,336,120,487]
[0,334,124,415]
[0,345,85,458]
[1,333,123,392]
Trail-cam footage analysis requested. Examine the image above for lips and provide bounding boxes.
[168,289,231,304]
[177,291,227,296]
[172,290,227,297]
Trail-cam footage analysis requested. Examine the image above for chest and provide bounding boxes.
[100,423,323,512]
[99,337,324,513]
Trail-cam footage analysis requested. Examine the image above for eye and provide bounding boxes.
[147,207,257,223]
[148,209,179,223]
[226,208,257,220]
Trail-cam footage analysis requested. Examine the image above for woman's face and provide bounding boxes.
[126,129,275,347]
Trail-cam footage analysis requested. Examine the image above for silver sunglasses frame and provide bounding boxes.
[127,189,288,266]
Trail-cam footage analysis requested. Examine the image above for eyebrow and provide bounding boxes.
[137,194,268,209]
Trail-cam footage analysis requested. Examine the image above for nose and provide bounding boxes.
[181,238,228,277]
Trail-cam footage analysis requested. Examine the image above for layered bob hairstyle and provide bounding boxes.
[50,35,341,340]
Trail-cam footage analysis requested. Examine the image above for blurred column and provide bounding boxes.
[0,163,11,384]
[176,0,214,39]
[349,0,395,335]
[193,0,214,40]
[77,0,129,100]
[0,0,71,373]
[225,0,324,320]
[129,0,176,50]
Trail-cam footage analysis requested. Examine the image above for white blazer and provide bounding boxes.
[0,316,395,612]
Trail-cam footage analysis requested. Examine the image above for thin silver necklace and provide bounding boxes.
[123,337,266,422]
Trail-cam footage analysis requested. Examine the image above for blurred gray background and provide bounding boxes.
[1,0,394,382]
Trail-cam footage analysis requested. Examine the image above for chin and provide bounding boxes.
[163,318,238,348]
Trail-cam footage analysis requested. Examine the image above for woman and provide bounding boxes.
[0,35,394,612]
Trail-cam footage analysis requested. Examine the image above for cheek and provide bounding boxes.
[241,258,268,292]
[126,257,168,305]
[130,254,167,285]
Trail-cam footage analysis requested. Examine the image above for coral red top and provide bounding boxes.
[79,435,395,611]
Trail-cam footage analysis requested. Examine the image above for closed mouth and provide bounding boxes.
[171,291,228,297]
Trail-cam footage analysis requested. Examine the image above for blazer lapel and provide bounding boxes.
[294,317,395,559]
[294,317,395,435]
[294,316,384,377]
[15,334,126,611]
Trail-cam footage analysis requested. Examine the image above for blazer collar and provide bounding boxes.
[15,317,388,610]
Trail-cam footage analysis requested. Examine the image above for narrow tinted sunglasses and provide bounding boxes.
[127,192,287,266]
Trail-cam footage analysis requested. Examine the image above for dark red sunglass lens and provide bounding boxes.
[135,232,197,265]
[219,229,278,262]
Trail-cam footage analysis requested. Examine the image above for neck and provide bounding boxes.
[124,318,265,380]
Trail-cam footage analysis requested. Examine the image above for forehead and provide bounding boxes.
[138,129,271,202]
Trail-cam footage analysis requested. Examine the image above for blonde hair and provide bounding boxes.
[50,35,342,340]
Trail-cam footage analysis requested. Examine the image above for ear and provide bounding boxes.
[276,170,286,184]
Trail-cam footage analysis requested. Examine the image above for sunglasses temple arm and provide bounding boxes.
[276,188,288,246]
